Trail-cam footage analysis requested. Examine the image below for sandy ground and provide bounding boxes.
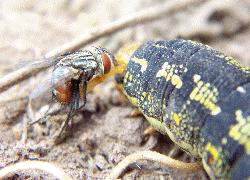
[0,0,249,179]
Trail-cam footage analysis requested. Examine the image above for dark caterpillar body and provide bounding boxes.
[120,39,250,179]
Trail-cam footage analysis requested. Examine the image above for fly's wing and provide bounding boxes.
[15,57,59,70]
[15,51,76,70]
[30,67,78,100]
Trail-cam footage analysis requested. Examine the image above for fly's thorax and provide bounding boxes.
[52,65,81,85]
[56,50,91,66]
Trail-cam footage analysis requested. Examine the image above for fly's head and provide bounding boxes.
[50,47,119,97]
[92,46,117,76]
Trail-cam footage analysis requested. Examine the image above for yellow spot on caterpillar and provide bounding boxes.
[221,138,227,145]
[190,77,221,116]
[229,110,250,154]
[124,72,129,82]
[131,57,148,73]
[128,74,133,81]
[147,95,151,101]
[204,101,221,116]
[190,87,199,99]
[173,113,180,125]
[156,69,169,79]
[205,143,219,163]
[197,81,204,87]
[156,63,183,88]
[171,75,183,89]
[124,72,134,83]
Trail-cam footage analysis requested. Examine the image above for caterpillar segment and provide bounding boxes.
[113,39,250,180]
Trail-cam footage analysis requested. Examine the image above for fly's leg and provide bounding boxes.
[78,80,87,110]
[54,103,74,143]
[105,151,202,180]
[77,67,94,110]
[28,92,56,125]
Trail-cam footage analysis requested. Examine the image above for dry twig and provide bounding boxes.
[0,0,203,94]
[105,150,202,180]
[0,161,72,180]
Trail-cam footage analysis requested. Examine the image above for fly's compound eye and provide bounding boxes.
[93,46,117,74]
[101,53,112,74]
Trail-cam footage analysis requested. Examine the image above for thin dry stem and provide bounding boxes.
[106,150,202,180]
[44,0,203,59]
[0,161,72,180]
[0,0,203,94]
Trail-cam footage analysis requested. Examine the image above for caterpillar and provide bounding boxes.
[113,39,250,180]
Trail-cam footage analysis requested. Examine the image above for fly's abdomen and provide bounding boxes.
[122,39,250,179]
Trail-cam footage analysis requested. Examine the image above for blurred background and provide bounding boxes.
[0,0,249,179]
